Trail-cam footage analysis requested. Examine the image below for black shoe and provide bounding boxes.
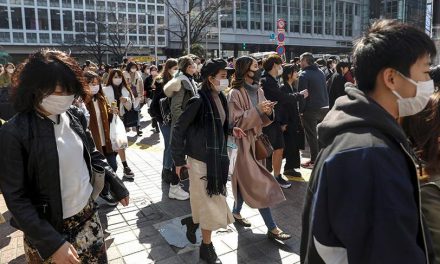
[154,127,160,133]
[123,166,135,178]
[181,216,199,244]
[276,175,291,189]
[99,192,118,206]
[233,215,251,227]
[284,169,301,177]
[200,242,222,264]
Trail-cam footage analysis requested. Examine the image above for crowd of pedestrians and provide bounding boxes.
[0,19,440,264]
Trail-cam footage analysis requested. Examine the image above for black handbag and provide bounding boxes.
[123,104,139,128]
[159,97,172,125]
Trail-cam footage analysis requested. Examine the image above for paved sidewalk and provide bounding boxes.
[0,109,311,263]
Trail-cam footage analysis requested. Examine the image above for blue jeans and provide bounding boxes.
[159,123,173,170]
[232,188,277,230]
[105,153,118,172]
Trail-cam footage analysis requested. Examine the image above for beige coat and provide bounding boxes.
[228,87,286,209]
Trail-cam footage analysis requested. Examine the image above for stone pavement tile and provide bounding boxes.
[219,231,253,251]
[178,248,203,264]
[9,254,26,264]
[253,239,295,260]
[155,255,184,264]
[123,250,153,264]
[113,231,138,245]
[107,245,122,261]
[148,244,176,261]
[121,210,142,222]
[139,233,168,250]
[107,214,126,226]
[236,245,272,263]
[218,250,249,264]
[108,257,125,264]
[1,248,17,263]
[132,225,159,239]
[117,240,146,257]
[213,241,234,256]
[280,253,301,264]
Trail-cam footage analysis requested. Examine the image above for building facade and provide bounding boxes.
[0,0,167,63]
[167,0,368,59]
[370,0,427,31]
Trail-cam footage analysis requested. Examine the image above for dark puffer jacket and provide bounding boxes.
[0,106,129,260]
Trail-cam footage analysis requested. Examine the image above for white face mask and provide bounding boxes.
[277,66,283,76]
[112,78,122,86]
[6,68,14,74]
[169,69,177,76]
[90,84,100,95]
[214,78,229,92]
[40,94,75,115]
[392,72,434,117]
[130,68,137,73]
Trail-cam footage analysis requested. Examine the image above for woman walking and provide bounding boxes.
[228,56,292,240]
[0,49,129,263]
[172,59,245,264]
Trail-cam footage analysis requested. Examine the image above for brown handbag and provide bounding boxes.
[255,134,274,160]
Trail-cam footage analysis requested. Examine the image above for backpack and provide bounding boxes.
[159,97,172,125]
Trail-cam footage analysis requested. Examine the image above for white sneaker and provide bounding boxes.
[169,184,190,200]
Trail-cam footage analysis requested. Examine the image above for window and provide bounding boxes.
[325,1,333,35]
[75,22,84,32]
[0,6,8,29]
[335,1,344,36]
[128,14,136,24]
[38,9,49,30]
[25,8,37,30]
[138,15,145,24]
[86,23,94,32]
[24,0,34,5]
[303,0,312,33]
[75,11,84,21]
[314,0,323,34]
[0,32,10,42]
[108,12,116,22]
[13,32,24,43]
[128,3,136,12]
[37,0,47,6]
[51,10,61,30]
[63,10,73,30]
[73,0,82,9]
[97,12,105,21]
[64,33,73,43]
[118,3,126,12]
[85,0,93,9]
[10,0,22,4]
[158,36,165,45]
[139,25,146,34]
[52,33,61,43]
[138,4,145,13]
[277,0,288,25]
[157,16,164,25]
[86,11,94,22]
[39,33,50,43]
[157,5,164,14]
[236,0,248,29]
[11,7,23,30]
[139,35,146,45]
[27,32,37,43]
[289,0,300,33]
[62,0,71,8]
[250,0,261,30]
[345,2,353,36]
[50,0,59,7]
[263,0,273,31]
[96,1,105,11]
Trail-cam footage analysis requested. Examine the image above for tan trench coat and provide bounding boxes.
[228,87,286,209]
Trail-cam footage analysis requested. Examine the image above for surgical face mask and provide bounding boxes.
[392,72,435,117]
[40,94,75,115]
[6,68,14,74]
[277,66,283,76]
[113,78,122,86]
[130,68,137,73]
[90,84,100,95]
[214,78,229,92]
[169,69,177,76]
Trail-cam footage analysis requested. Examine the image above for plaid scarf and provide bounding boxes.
[199,88,229,196]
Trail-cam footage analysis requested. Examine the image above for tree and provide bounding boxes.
[165,0,231,54]
[74,21,108,65]
[190,44,205,59]
[106,19,135,63]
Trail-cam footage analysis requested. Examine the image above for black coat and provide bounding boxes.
[328,72,347,109]
[280,83,305,149]
[0,107,129,260]
[149,78,165,124]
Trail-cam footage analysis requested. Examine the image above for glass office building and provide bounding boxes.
[0,0,167,60]
[370,0,427,30]
[167,0,367,58]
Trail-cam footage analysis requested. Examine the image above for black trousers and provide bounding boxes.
[283,126,301,170]
[302,108,328,162]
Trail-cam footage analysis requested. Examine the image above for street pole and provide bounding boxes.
[205,32,209,58]
[218,12,221,58]
[154,6,158,66]
[186,0,191,55]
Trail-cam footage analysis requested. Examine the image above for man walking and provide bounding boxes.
[298,52,329,169]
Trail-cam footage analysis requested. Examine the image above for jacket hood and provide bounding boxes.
[318,84,407,147]
[163,74,197,98]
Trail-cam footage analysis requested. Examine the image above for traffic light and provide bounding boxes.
[242,43,246,50]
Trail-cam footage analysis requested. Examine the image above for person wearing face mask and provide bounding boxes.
[0,62,15,100]
[149,59,190,200]
[279,64,308,179]
[228,56,292,242]
[401,92,440,264]
[145,65,159,133]
[301,20,436,264]
[0,49,129,264]
[102,69,136,178]
[261,54,309,188]
[163,56,199,129]
[172,59,246,264]
[83,71,120,206]
[124,62,144,136]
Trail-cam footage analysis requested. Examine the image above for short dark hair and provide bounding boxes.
[293,57,300,63]
[327,59,334,68]
[227,57,234,63]
[336,62,350,74]
[126,62,137,72]
[430,65,440,91]
[263,54,283,72]
[353,19,437,93]
[282,64,300,86]
[300,52,314,66]
[11,49,86,113]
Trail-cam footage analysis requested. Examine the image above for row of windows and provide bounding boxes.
[0,31,166,45]
[0,6,165,33]
[221,0,358,36]
[1,0,164,8]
